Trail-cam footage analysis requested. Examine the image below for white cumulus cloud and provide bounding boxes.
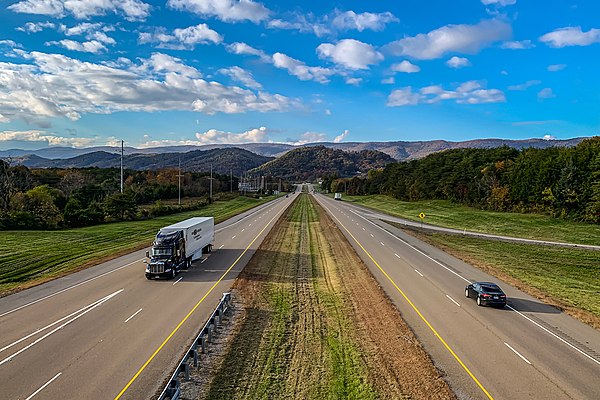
[139,24,223,49]
[225,42,270,62]
[8,0,150,21]
[195,126,269,144]
[0,51,297,124]
[391,60,420,73]
[446,56,471,68]
[538,88,555,99]
[507,80,541,91]
[384,19,511,60]
[332,11,398,32]
[291,131,328,145]
[218,66,261,89]
[0,129,96,147]
[333,129,349,143]
[46,39,107,54]
[167,0,270,23]
[540,26,600,47]
[388,81,505,107]
[501,40,534,49]
[481,0,516,6]
[317,39,383,70]
[272,52,335,84]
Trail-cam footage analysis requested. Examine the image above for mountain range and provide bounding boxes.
[0,137,585,161]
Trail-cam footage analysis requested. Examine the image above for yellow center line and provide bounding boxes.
[114,204,288,399]
[323,201,494,400]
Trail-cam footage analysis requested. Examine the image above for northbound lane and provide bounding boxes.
[313,190,600,400]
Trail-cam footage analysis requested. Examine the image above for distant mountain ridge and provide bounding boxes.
[15,147,273,175]
[0,137,585,162]
[250,145,395,180]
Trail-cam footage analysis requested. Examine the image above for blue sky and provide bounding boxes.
[0,0,599,150]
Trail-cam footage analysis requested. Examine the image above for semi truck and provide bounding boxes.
[145,217,214,279]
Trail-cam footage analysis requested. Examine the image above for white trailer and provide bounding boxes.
[334,193,342,200]
[158,217,214,262]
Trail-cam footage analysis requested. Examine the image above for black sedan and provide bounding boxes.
[465,282,507,307]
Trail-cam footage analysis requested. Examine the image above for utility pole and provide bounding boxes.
[209,164,213,202]
[120,140,124,193]
[230,169,232,193]
[177,156,182,205]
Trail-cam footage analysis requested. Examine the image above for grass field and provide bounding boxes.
[411,230,600,328]
[341,194,600,245]
[0,195,272,296]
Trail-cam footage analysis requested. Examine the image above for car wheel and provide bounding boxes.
[476,296,482,306]
[465,289,469,298]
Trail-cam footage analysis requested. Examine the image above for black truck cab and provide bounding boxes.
[145,230,188,279]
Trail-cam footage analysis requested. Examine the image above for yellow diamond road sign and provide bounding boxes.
[419,212,426,219]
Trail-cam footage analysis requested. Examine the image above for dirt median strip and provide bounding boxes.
[182,194,455,399]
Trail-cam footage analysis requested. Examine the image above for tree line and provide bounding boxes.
[0,165,239,229]
[322,137,600,223]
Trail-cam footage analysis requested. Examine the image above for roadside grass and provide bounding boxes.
[0,195,272,296]
[412,230,600,328]
[341,194,600,246]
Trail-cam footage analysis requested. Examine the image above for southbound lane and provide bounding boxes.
[0,194,296,400]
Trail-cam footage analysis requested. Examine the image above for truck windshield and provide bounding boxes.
[152,248,172,257]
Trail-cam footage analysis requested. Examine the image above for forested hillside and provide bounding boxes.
[252,145,395,180]
[324,137,600,223]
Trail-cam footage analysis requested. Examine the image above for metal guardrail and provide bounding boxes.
[157,292,232,400]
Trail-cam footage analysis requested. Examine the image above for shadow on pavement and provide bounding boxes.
[507,297,562,314]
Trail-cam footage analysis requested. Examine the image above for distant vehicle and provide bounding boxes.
[465,282,507,307]
[145,217,214,279]
[334,193,342,200]
[286,194,289,197]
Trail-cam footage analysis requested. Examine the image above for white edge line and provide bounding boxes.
[446,294,461,307]
[506,305,600,366]
[346,208,600,366]
[124,308,143,323]
[172,277,183,286]
[0,289,123,366]
[504,342,532,365]
[414,269,424,277]
[25,372,62,400]
[1,294,112,354]
[0,260,141,318]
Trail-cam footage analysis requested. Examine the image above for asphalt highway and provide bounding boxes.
[0,193,296,400]
[312,190,600,400]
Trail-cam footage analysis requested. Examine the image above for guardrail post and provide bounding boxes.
[201,336,206,353]
[192,348,198,367]
[208,325,213,343]
[218,308,223,325]
[184,362,190,381]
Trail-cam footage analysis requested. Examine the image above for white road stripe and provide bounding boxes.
[370,234,374,237]
[200,258,207,264]
[241,228,245,232]
[346,207,600,366]
[172,277,183,286]
[446,294,461,307]
[25,372,62,400]
[219,244,224,249]
[231,235,236,239]
[414,269,424,277]
[394,253,401,258]
[380,242,385,246]
[1,290,122,354]
[0,259,140,318]
[504,342,531,365]
[0,289,123,366]
[124,308,143,323]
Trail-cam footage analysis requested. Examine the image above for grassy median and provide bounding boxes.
[198,194,454,400]
[0,196,272,296]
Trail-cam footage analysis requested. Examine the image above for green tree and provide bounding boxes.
[103,192,138,221]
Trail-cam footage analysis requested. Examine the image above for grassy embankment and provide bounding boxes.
[200,194,453,400]
[342,194,600,328]
[0,195,272,296]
